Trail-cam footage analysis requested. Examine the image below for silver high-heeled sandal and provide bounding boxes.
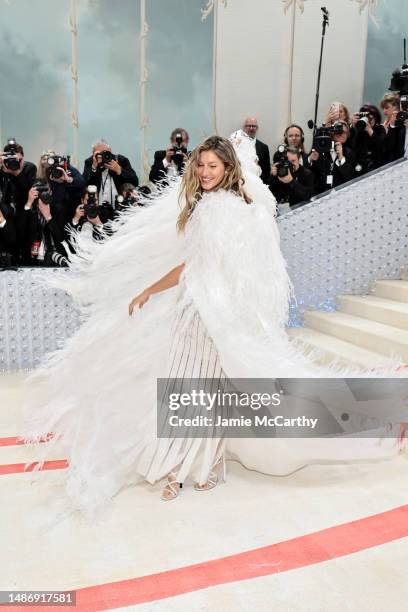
[194,456,226,491]
[161,472,182,501]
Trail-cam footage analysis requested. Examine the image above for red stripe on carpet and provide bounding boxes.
[0,459,68,476]
[8,503,405,611]
[0,434,54,447]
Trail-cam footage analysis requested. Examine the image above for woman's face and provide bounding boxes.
[339,105,348,121]
[197,150,226,192]
[40,155,49,169]
[383,103,398,120]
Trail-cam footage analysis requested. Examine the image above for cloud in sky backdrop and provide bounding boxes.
[0,0,403,178]
[363,0,408,107]
[0,0,213,174]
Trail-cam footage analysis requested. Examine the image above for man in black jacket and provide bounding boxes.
[149,128,190,185]
[83,140,138,208]
[242,116,271,184]
[269,146,314,208]
[0,141,37,264]
[384,110,408,163]
[308,121,355,194]
[23,184,70,266]
[349,105,386,176]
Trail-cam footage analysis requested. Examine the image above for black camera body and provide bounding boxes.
[389,64,408,97]
[274,145,294,178]
[33,180,53,206]
[115,194,138,211]
[2,139,20,172]
[84,186,99,219]
[355,112,371,133]
[97,150,117,167]
[313,121,343,154]
[395,95,408,127]
[172,133,188,168]
[47,154,70,180]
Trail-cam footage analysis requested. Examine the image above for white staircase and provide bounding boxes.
[288,277,408,368]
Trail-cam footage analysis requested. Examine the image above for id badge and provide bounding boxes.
[326,174,333,186]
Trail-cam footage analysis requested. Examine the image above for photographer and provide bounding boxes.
[68,186,115,242]
[37,150,85,211]
[0,197,17,267]
[273,124,309,168]
[83,140,139,207]
[23,182,70,267]
[380,93,400,133]
[324,101,351,127]
[349,104,386,176]
[384,95,408,163]
[308,121,355,194]
[0,140,37,264]
[269,146,314,208]
[149,128,189,185]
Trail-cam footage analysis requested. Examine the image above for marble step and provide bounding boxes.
[288,327,396,369]
[371,280,408,303]
[337,295,408,331]
[304,310,408,362]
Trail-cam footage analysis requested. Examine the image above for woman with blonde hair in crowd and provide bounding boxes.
[325,101,351,126]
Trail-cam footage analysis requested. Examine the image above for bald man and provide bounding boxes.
[242,117,271,184]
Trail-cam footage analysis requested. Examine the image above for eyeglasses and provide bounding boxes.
[245,124,258,129]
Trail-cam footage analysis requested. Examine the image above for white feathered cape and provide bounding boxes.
[23,145,405,514]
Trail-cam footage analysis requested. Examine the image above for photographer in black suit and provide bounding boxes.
[23,182,70,267]
[269,146,314,208]
[308,121,355,194]
[83,140,139,208]
[384,97,408,163]
[0,140,37,264]
[242,116,271,184]
[149,128,190,185]
[349,105,386,176]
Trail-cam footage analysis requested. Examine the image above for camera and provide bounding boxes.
[313,122,343,154]
[395,95,408,127]
[97,150,117,166]
[33,180,53,206]
[115,193,138,211]
[2,138,21,172]
[84,185,99,219]
[274,145,294,178]
[389,64,408,97]
[172,133,188,168]
[46,154,70,180]
[355,112,371,132]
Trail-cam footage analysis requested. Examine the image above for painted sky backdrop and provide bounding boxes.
[363,0,408,108]
[0,0,404,178]
[0,0,213,174]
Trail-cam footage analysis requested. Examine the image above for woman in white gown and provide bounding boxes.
[24,135,406,514]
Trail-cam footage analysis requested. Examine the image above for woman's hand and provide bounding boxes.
[128,290,150,315]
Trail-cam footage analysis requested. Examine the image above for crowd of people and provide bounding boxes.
[0,91,407,268]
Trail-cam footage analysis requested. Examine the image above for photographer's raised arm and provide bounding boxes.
[128,263,185,315]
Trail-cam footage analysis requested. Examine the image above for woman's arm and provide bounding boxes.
[128,263,185,315]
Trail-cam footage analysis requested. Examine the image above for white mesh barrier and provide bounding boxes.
[278,159,408,326]
[0,269,80,372]
[1,160,407,370]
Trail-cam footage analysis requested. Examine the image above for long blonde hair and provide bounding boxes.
[36,149,56,180]
[177,135,252,232]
